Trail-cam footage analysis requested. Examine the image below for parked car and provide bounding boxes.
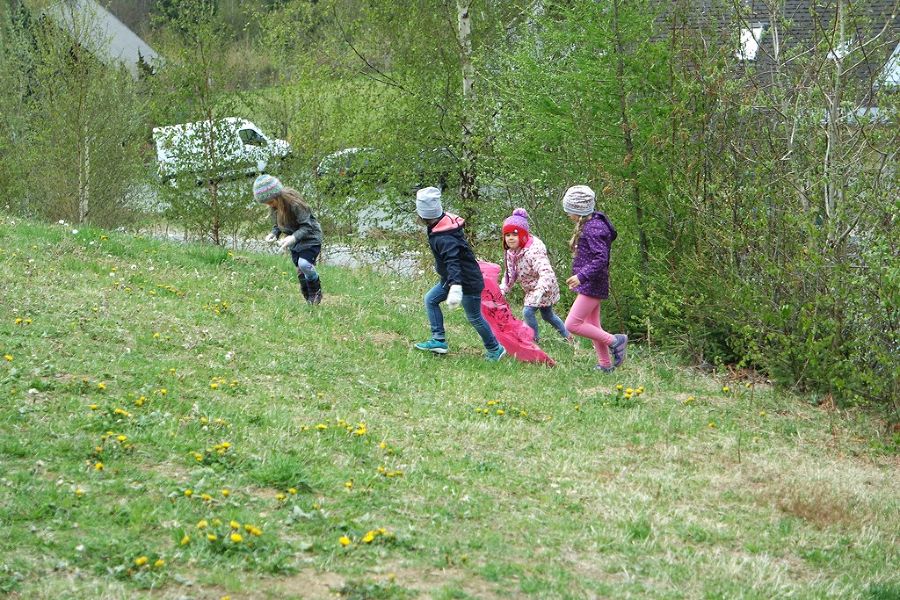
[152,117,291,184]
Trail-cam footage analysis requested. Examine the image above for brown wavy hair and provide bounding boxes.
[269,188,311,230]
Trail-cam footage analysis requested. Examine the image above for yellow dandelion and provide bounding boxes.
[362,531,376,543]
[153,332,160,339]
[116,435,127,443]
[196,519,208,529]
[276,493,286,501]
[97,382,106,390]
[288,487,297,495]
[180,535,190,545]
[211,518,222,527]
[134,556,148,567]
[135,396,145,407]
[210,383,219,390]
[229,520,240,530]
[220,441,231,449]
[230,533,243,543]
[759,410,767,417]
[193,453,204,462]
[184,489,193,497]
[207,533,217,542]
[221,489,230,497]
[722,386,730,393]
[158,388,167,396]
[496,409,505,415]
[3,354,12,362]
[708,421,717,428]
[339,535,351,547]
[344,480,353,489]
[14,318,22,325]
[88,404,98,410]
[153,559,165,568]
[616,384,623,391]
[94,462,104,471]
[74,487,85,497]
[200,493,212,502]
[315,423,327,430]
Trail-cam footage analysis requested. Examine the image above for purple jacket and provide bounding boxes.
[571,212,617,299]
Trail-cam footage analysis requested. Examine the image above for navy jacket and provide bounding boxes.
[426,213,485,296]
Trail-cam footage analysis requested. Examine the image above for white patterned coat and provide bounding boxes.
[503,236,561,308]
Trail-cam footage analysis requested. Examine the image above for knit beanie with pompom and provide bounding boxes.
[502,208,531,247]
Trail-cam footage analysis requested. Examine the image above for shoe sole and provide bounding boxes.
[416,346,448,355]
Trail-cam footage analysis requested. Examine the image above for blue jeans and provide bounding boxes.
[523,305,569,342]
[424,283,500,351]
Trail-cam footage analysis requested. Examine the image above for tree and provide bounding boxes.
[1,1,146,225]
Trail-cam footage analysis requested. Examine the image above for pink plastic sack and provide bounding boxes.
[478,261,555,366]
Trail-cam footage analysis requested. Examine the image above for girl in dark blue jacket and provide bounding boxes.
[413,187,505,361]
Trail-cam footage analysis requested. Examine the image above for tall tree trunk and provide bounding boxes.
[824,0,845,237]
[456,0,480,235]
[612,0,649,273]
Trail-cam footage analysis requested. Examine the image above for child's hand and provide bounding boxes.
[446,285,463,310]
[566,275,581,290]
[278,235,297,251]
[264,232,277,243]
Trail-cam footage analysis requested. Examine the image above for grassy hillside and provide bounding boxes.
[0,215,897,599]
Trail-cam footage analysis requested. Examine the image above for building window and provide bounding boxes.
[736,25,766,61]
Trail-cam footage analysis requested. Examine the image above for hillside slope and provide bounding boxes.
[0,216,897,599]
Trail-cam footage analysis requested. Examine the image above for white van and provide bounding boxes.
[152,117,291,184]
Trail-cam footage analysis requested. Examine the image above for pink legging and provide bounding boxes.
[565,294,615,367]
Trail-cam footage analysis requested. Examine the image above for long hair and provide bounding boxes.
[569,215,588,254]
[271,187,310,230]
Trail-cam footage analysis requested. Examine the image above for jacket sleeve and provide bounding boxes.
[434,236,464,287]
[289,203,315,244]
[575,227,609,284]
[531,246,557,299]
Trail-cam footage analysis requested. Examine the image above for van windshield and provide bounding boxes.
[239,128,268,147]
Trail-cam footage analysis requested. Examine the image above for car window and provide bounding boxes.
[239,128,268,147]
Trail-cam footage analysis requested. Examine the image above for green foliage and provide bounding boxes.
[0,2,147,225]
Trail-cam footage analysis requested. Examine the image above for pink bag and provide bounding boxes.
[478,261,555,366]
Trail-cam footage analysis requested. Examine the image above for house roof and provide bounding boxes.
[44,0,161,78]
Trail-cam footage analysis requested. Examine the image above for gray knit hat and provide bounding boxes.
[562,185,596,216]
[415,186,443,219]
[253,174,284,203]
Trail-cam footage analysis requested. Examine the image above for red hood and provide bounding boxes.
[429,212,465,233]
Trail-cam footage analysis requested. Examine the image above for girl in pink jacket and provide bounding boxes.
[500,209,570,343]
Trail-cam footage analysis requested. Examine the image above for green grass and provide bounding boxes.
[0,215,897,599]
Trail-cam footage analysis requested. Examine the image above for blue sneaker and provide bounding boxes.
[415,339,448,354]
[595,364,616,373]
[610,334,628,368]
[485,345,506,362]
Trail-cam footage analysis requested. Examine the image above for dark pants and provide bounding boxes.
[291,245,320,281]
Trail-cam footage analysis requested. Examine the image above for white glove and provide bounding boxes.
[499,282,507,296]
[264,232,277,243]
[278,235,297,251]
[446,285,463,310]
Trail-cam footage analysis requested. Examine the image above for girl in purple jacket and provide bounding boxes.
[561,185,628,372]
